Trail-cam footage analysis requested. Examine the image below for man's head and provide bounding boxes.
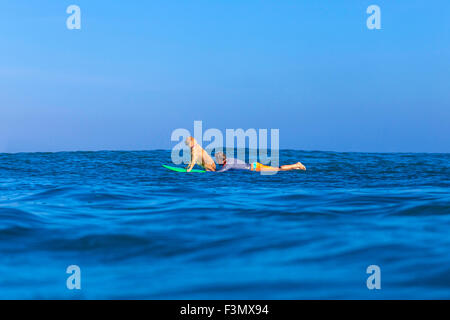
[215,151,226,165]
[185,136,197,148]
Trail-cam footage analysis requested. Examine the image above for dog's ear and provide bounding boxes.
[186,136,198,148]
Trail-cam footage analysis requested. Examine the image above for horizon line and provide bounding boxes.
[0,148,448,155]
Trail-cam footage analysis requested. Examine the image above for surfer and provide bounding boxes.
[215,152,306,172]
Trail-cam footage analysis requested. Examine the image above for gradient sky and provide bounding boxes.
[1,0,449,153]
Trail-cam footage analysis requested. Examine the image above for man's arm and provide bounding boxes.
[216,164,231,172]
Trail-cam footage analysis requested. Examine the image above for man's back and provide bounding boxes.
[217,157,251,172]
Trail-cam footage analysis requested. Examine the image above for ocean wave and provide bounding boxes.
[0,150,449,298]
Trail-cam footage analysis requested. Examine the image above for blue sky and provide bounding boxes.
[0,0,449,153]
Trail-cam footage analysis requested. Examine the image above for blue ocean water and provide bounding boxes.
[0,150,449,299]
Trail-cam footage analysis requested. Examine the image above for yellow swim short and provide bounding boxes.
[250,162,273,171]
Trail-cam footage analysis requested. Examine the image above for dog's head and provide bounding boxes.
[185,136,197,148]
